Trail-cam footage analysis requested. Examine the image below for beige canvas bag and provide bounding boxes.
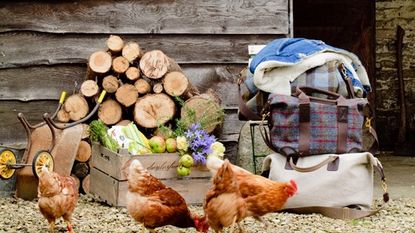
[262,152,389,219]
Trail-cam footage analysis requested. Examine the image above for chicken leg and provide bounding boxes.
[254,216,270,231]
[49,221,55,233]
[228,216,237,233]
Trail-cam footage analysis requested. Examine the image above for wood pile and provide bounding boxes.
[61,35,224,193]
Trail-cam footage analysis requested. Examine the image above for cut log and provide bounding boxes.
[134,93,176,128]
[134,79,151,95]
[106,35,124,54]
[180,90,223,133]
[116,120,132,126]
[81,123,90,139]
[88,51,112,74]
[139,50,181,79]
[122,42,142,63]
[163,71,199,98]
[63,94,89,121]
[80,80,99,97]
[102,75,120,94]
[76,140,92,163]
[98,98,122,125]
[71,174,81,191]
[115,84,138,107]
[82,174,90,194]
[125,66,140,81]
[72,162,90,179]
[112,56,130,74]
[153,82,164,94]
[56,109,70,123]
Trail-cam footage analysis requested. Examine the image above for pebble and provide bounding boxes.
[0,195,414,233]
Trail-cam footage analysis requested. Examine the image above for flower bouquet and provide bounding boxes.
[175,123,225,176]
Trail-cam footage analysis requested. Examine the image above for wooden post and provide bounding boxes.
[98,98,122,125]
[102,75,120,94]
[64,94,89,121]
[139,50,181,79]
[88,51,112,74]
[106,35,124,54]
[122,42,142,63]
[115,84,138,107]
[76,140,92,163]
[134,93,176,128]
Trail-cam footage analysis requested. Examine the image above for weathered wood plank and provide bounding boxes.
[0,100,57,146]
[0,65,86,101]
[0,0,289,34]
[0,64,244,106]
[0,32,278,68]
[91,144,211,181]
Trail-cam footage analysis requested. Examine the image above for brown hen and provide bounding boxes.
[126,159,209,233]
[206,156,297,231]
[204,159,247,233]
[37,166,79,233]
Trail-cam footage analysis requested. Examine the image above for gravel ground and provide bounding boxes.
[0,195,414,233]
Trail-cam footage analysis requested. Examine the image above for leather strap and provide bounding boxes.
[298,92,311,156]
[283,206,380,220]
[336,96,348,154]
[338,63,356,99]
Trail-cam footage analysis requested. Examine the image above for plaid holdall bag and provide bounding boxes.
[260,86,378,156]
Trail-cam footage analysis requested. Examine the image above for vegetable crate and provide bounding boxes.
[90,143,212,207]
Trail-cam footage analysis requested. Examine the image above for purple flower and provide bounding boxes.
[184,123,216,165]
[192,152,206,164]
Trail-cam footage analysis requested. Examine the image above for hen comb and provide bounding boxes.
[290,179,298,192]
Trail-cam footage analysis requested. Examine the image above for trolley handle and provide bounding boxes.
[17,91,67,130]
[43,90,106,130]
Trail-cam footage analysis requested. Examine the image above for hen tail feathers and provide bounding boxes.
[206,156,224,175]
[129,159,146,176]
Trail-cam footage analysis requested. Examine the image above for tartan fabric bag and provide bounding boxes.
[261,87,374,156]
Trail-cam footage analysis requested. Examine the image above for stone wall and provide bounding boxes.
[376,0,415,149]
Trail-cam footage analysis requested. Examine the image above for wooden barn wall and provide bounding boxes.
[0,0,293,160]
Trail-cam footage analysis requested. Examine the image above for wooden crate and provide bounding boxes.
[90,143,212,207]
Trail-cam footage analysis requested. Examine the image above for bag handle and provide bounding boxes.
[295,87,347,105]
[295,87,348,155]
[287,156,339,172]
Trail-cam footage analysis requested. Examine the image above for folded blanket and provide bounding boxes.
[249,38,371,97]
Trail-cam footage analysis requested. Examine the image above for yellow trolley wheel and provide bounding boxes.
[0,149,17,180]
[32,150,54,179]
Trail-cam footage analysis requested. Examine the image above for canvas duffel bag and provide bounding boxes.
[261,152,389,219]
[260,86,378,156]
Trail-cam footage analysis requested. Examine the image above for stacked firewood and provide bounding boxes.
[70,124,92,194]
[63,35,223,193]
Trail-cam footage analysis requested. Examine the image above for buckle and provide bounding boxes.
[365,117,372,129]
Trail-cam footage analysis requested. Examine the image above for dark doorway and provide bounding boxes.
[293,0,376,102]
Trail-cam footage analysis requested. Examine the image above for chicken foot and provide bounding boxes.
[237,222,246,233]
[229,216,244,233]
